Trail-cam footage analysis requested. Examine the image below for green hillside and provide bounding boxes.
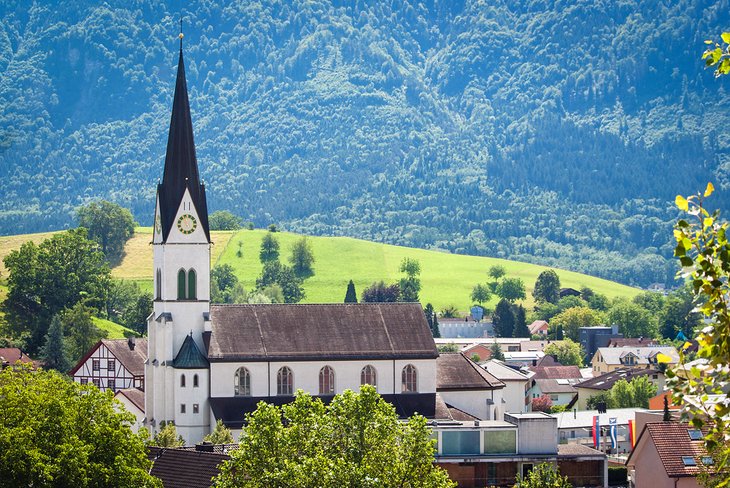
[91,317,137,340]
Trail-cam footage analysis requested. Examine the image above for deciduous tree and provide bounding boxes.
[209,210,242,230]
[361,281,400,303]
[152,422,185,448]
[77,200,136,263]
[515,463,571,488]
[544,339,584,367]
[470,283,491,305]
[259,232,280,264]
[497,277,526,302]
[256,262,304,303]
[608,300,657,339]
[533,269,561,304]
[205,419,235,445]
[289,237,315,279]
[550,306,603,341]
[398,257,422,302]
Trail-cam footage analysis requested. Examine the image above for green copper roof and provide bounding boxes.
[173,335,208,369]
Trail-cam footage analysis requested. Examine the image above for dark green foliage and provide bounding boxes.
[209,210,242,231]
[255,261,304,303]
[608,467,628,486]
[587,392,614,410]
[492,299,515,338]
[361,281,400,303]
[40,316,70,372]
[398,258,422,303]
[289,237,315,279]
[489,342,505,361]
[344,280,358,303]
[663,395,671,421]
[76,201,135,264]
[1,2,727,289]
[212,264,238,291]
[533,270,561,304]
[259,232,280,264]
[515,463,571,487]
[424,303,440,338]
[105,280,150,334]
[470,283,491,305]
[512,305,530,338]
[440,305,459,318]
[61,303,106,363]
[608,300,658,339]
[121,291,152,335]
[2,228,110,354]
[497,277,526,302]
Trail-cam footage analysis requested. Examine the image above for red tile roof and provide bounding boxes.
[630,423,709,478]
[0,348,33,366]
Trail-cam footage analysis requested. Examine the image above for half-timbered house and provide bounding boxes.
[69,337,147,392]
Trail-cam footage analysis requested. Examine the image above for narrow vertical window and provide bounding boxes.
[361,365,377,387]
[156,269,162,300]
[402,364,417,393]
[319,366,335,395]
[180,374,186,388]
[193,374,199,387]
[235,367,250,396]
[277,366,293,395]
[188,269,197,299]
[177,269,186,299]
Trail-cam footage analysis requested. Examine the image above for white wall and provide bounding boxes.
[501,380,529,413]
[439,388,505,421]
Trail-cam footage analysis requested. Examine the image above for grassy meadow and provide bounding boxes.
[91,317,137,339]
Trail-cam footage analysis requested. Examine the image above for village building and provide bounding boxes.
[574,367,666,410]
[0,347,35,369]
[591,346,679,375]
[482,359,533,413]
[528,320,549,336]
[552,408,648,455]
[69,337,147,392]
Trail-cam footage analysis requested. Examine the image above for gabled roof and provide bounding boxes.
[534,378,578,394]
[173,335,209,369]
[482,359,531,382]
[532,365,583,380]
[207,303,438,361]
[437,353,504,391]
[576,367,661,391]
[595,346,679,366]
[529,320,549,334]
[157,46,210,243]
[0,348,33,367]
[68,338,147,376]
[150,448,229,488]
[626,423,710,478]
[115,388,145,412]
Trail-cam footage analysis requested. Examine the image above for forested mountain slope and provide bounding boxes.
[1,0,728,286]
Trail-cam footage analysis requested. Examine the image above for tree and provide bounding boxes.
[289,237,315,279]
[489,342,505,361]
[630,376,657,409]
[121,291,152,335]
[587,392,614,410]
[544,339,584,367]
[212,264,239,304]
[608,300,657,338]
[438,343,459,353]
[40,315,70,372]
[209,210,242,230]
[0,365,159,487]
[440,305,459,318]
[424,303,440,338]
[215,386,455,488]
[513,304,530,338]
[487,265,506,281]
[531,395,553,413]
[471,353,481,363]
[205,419,235,444]
[515,463,571,488]
[152,422,185,448]
[492,299,515,338]
[76,200,136,263]
[344,280,358,303]
[609,377,656,409]
[361,281,400,303]
[533,269,561,304]
[259,232,280,264]
[470,283,491,305]
[497,277,526,302]
[61,303,106,363]
[550,306,603,341]
[610,379,635,409]
[659,285,702,340]
[2,228,110,354]
[256,262,304,303]
[398,257,422,302]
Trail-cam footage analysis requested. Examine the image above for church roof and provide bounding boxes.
[207,303,439,362]
[157,45,210,242]
[173,335,209,369]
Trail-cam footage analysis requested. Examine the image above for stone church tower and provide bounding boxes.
[145,37,211,443]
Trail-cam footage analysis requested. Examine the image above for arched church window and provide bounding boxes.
[180,374,186,388]
[193,374,199,388]
[361,365,377,387]
[401,364,417,393]
[177,269,186,300]
[188,269,197,300]
[156,269,162,300]
[319,366,335,395]
[234,367,250,396]
[277,366,293,395]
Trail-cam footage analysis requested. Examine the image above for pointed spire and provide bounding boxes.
[157,30,210,242]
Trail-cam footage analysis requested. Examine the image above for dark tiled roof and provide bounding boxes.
[534,355,561,368]
[576,367,661,391]
[210,393,437,429]
[150,448,228,488]
[436,353,504,391]
[103,338,147,376]
[207,303,438,361]
[157,47,210,243]
[557,443,606,457]
[629,423,709,478]
[534,378,577,394]
[115,388,145,412]
[0,348,33,366]
[532,365,582,380]
[173,335,208,369]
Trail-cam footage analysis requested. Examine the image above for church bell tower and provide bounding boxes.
[145,31,211,443]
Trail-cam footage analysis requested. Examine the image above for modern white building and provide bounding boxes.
[482,359,533,413]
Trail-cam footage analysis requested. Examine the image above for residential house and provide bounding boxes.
[115,388,145,432]
[437,352,505,420]
[482,359,533,413]
[0,348,35,369]
[606,338,660,348]
[528,320,549,337]
[626,422,715,488]
[648,391,680,411]
[462,343,493,362]
[574,367,666,410]
[552,408,648,454]
[69,338,147,392]
[591,346,679,375]
[528,365,583,408]
[504,351,545,367]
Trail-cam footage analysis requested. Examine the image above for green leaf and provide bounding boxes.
[675,195,689,211]
[680,256,694,267]
[721,32,730,44]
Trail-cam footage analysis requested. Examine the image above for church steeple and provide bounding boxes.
[157,39,210,242]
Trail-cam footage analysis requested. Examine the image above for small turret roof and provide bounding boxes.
[173,335,209,369]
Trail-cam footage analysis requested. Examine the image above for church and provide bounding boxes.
[144,39,507,444]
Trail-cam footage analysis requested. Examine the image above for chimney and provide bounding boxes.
[196,441,214,452]
[128,337,136,351]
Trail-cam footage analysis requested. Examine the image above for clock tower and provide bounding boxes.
[145,34,212,443]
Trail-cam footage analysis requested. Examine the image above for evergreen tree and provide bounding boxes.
[489,342,505,361]
[513,304,530,338]
[424,303,441,338]
[40,315,70,372]
[205,419,235,444]
[492,299,515,338]
[344,280,358,303]
[663,395,671,422]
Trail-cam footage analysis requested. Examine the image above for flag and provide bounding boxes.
[628,419,636,448]
[592,415,600,449]
[609,418,617,449]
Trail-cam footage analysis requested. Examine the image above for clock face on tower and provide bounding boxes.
[177,214,198,234]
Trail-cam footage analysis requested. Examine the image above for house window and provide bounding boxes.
[277,366,293,395]
[402,364,417,393]
[80,378,88,385]
[92,379,100,388]
[682,456,696,466]
[193,374,199,387]
[188,269,197,300]
[107,359,115,371]
[193,404,199,414]
[134,378,144,390]
[319,366,335,395]
[92,359,100,371]
[181,404,186,414]
[234,367,251,396]
[550,394,559,401]
[108,379,115,390]
[180,374,186,388]
[361,365,377,387]
[156,269,162,300]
